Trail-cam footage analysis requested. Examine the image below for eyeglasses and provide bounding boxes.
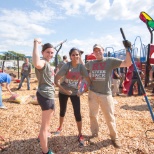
[71,54,79,56]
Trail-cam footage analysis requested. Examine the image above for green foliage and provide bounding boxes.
[0,55,5,60]
[3,51,26,60]
[51,54,62,66]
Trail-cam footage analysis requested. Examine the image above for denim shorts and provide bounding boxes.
[36,92,55,111]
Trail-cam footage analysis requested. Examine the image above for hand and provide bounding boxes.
[11,93,17,96]
[65,90,72,95]
[123,40,131,49]
[119,75,122,79]
[34,38,42,44]
[29,74,31,78]
[77,91,83,97]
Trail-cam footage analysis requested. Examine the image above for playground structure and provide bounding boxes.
[85,14,154,121]
[140,11,154,87]
[85,34,152,95]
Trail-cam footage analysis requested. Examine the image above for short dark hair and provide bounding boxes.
[42,43,54,52]
[69,47,80,56]
[63,55,67,60]
[9,73,16,78]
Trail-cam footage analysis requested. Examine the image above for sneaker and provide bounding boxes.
[54,127,62,135]
[0,105,7,109]
[112,139,121,148]
[48,150,54,154]
[78,134,85,147]
[42,150,54,154]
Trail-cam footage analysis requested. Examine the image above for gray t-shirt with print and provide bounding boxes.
[35,61,55,99]
[85,57,122,95]
[22,62,32,76]
[57,62,89,95]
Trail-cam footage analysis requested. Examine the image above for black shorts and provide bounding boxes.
[36,92,55,111]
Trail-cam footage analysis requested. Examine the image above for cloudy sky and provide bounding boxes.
[0,0,154,59]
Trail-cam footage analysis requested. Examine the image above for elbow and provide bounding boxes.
[126,61,132,67]
[124,60,132,67]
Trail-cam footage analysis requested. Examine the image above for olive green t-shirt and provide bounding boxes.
[35,61,55,99]
[57,62,89,95]
[85,57,122,95]
[22,62,32,76]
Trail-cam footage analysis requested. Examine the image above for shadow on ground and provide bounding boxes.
[1,135,112,154]
[120,104,153,111]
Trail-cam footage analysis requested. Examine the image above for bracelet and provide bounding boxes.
[34,40,39,43]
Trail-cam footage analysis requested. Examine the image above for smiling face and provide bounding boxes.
[93,47,104,60]
[69,49,80,63]
[42,47,55,62]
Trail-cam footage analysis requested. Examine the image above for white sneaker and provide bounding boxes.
[0,105,7,109]
[113,99,118,104]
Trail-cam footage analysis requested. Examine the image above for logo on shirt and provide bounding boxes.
[91,62,106,81]
[65,72,81,88]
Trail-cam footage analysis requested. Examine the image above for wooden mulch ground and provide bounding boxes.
[0,78,154,154]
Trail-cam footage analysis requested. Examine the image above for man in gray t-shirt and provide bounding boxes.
[17,58,32,90]
[85,42,132,148]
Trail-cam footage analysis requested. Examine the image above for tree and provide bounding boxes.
[7,51,25,60]
[51,54,62,66]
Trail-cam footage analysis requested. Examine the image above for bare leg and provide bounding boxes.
[39,109,54,153]
[77,121,82,135]
[59,116,64,129]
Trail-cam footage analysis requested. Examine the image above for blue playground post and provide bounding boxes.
[120,28,154,122]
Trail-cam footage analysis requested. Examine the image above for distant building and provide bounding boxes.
[0,60,25,68]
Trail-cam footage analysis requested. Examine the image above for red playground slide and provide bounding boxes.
[123,62,141,94]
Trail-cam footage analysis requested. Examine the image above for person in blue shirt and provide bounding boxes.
[0,73,16,109]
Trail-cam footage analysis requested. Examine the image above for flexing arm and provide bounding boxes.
[32,38,45,69]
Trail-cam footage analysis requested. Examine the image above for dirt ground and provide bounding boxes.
[0,76,154,154]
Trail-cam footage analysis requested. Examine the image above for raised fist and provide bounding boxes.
[123,40,131,49]
[34,38,42,44]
